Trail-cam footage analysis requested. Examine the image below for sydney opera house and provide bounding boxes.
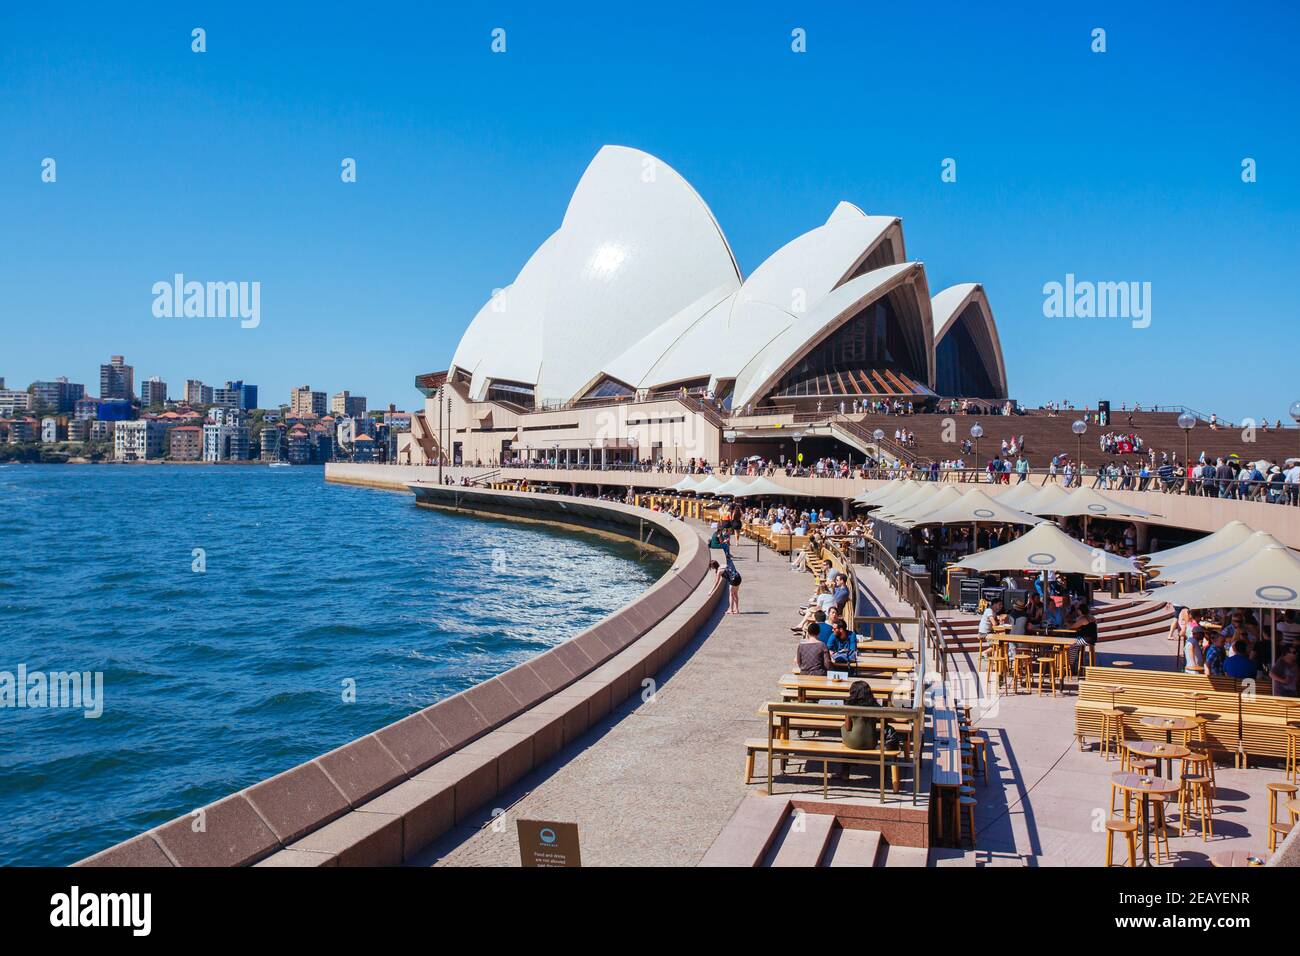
[401,146,1008,469]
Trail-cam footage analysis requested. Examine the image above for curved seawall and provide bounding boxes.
[78,479,721,866]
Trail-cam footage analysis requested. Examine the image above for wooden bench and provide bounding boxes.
[745,701,914,798]
[929,708,966,845]
[780,673,913,703]
[1076,667,1296,765]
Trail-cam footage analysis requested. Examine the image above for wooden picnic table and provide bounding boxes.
[846,656,915,673]
[1111,772,1179,867]
[779,673,912,703]
[989,633,1076,649]
[854,638,912,656]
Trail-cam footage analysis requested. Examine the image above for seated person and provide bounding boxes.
[1224,638,1257,679]
[1008,601,1029,635]
[827,620,858,664]
[977,599,1006,639]
[830,573,851,614]
[795,622,832,676]
[840,680,879,752]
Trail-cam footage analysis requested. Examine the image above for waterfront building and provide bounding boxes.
[99,355,134,401]
[168,425,202,461]
[400,147,1008,469]
[291,385,327,417]
[66,419,90,442]
[140,376,168,406]
[5,418,36,443]
[40,416,66,444]
[352,433,376,461]
[286,425,311,464]
[114,419,165,461]
[259,424,284,461]
[202,421,252,461]
[331,390,367,417]
[31,378,85,413]
[88,420,115,442]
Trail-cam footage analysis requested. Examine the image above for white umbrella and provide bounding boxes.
[1017,482,1074,515]
[881,485,967,527]
[992,480,1045,510]
[712,475,755,497]
[1138,544,1300,612]
[668,474,705,492]
[731,476,797,498]
[912,489,1044,528]
[954,521,1138,576]
[1140,520,1256,567]
[1146,531,1293,584]
[1041,485,1154,520]
[853,479,911,507]
[873,483,944,521]
[692,474,727,495]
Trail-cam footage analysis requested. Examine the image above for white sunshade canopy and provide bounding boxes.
[1039,485,1154,520]
[712,475,756,497]
[1140,520,1257,567]
[882,485,967,527]
[853,479,909,507]
[668,474,706,492]
[955,521,1138,576]
[913,489,1044,528]
[873,483,943,520]
[1138,544,1300,611]
[991,481,1044,510]
[1016,482,1073,515]
[1146,531,1298,584]
[732,476,798,498]
[692,474,727,495]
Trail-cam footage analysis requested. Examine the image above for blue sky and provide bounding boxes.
[2,1,1297,420]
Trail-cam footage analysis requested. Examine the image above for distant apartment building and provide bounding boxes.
[31,378,85,413]
[218,380,258,410]
[185,379,214,405]
[67,419,91,442]
[202,422,252,461]
[211,386,241,409]
[0,388,31,415]
[351,433,376,462]
[5,418,36,443]
[286,425,312,464]
[331,390,367,417]
[73,397,101,421]
[88,421,116,442]
[100,355,134,401]
[40,416,67,444]
[290,385,327,417]
[259,424,284,461]
[114,420,165,461]
[169,426,203,461]
[140,377,168,406]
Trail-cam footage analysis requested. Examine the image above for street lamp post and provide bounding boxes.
[792,432,804,474]
[1290,401,1300,456]
[970,423,984,471]
[1071,419,1087,487]
[1177,412,1196,485]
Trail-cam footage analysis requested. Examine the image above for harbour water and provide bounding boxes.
[0,464,668,866]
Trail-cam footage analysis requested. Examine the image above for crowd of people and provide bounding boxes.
[1172,608,1299,694]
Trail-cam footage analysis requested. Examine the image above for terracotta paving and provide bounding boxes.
[936,629,1287,867]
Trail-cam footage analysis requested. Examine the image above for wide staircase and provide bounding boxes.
[699,795,927,867]
[829,408,1298,467]
[937,598,1175,660]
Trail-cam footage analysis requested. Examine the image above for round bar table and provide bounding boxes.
[1140,715,1199,750]
[1111,772,1179,867]
[1126,740,1189,780]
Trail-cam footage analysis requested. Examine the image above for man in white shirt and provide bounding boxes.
[1286,462,1300,507]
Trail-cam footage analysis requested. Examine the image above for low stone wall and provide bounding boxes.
[78,485,721,867]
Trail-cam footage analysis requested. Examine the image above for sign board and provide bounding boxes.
[517,819,581,867]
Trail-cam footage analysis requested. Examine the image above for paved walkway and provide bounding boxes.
[935,629,1286,866]
[415,524,816,866]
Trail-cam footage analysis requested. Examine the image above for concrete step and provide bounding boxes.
[698,795,791,867]
[765,810,836,867]
[823,827,882,867]
[879,841,929,866]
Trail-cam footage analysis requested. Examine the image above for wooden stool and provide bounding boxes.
[1266,781,1298,852]
[1011,653,1033,694]
[1078,644,1096,672]
[1035,654,1059,696]
[1181,749,1216,789]
[1099,709,1125,761]
[980,645,1003,692]
[1180,774,1214,841]
[1110,781,1133,820]
[1285,728,1300,784]
[1150,794,1172,863]
[958,796,977,848]
[968,733,990,784]
[1105,819,1138,867]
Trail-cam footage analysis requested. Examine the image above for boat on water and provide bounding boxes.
[268,462,291,468]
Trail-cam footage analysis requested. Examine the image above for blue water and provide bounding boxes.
[0,464,667,866]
